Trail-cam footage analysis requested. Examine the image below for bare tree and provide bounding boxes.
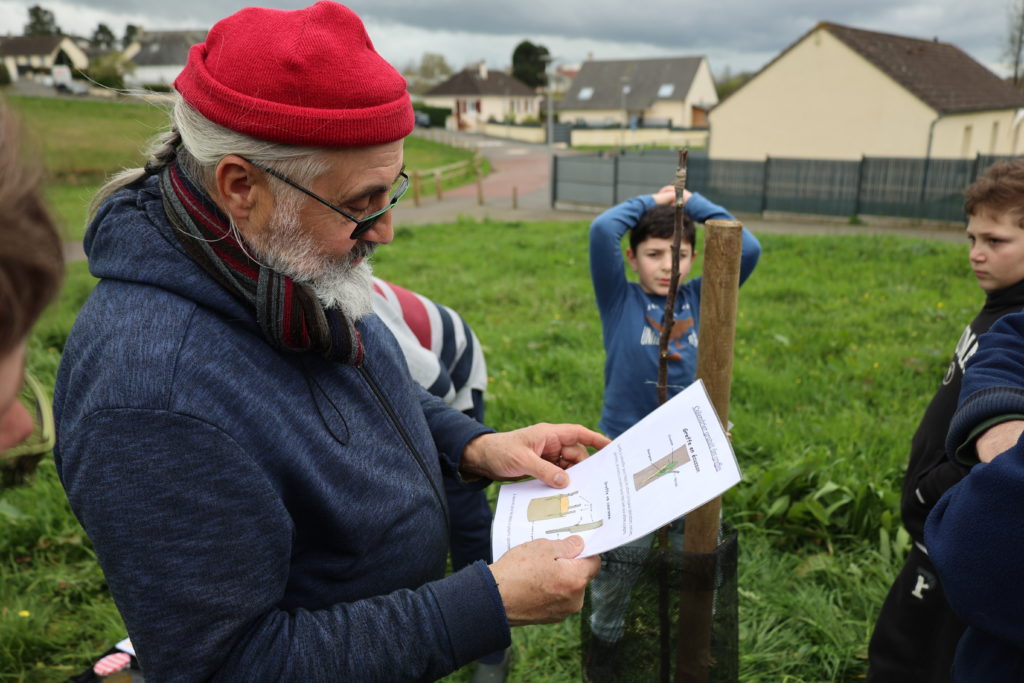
[419,52,452,81]
[403,52,454,95]
[1007,0,1024,89]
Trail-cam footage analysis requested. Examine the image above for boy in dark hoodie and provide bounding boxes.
[869,159,1024,681]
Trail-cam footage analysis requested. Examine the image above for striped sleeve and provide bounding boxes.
[371,279,487,413]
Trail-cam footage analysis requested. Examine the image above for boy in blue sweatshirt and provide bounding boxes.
[585,185,760,679]
[926,310,1024,681]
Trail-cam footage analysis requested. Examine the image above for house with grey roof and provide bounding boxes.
[0,34,88,82]
[559,56,718,129]
[422,62,540,131]
[709,21,1024,160]
[123,30,206,88]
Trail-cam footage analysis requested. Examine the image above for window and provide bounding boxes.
[658,83,674,98]
[961,125,973,157]
[577,86,594,100]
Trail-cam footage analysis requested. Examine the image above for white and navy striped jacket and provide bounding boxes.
[371,278,487,416]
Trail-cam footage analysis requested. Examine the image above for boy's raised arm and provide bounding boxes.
[589,195,656,309]
[684,192,762,286]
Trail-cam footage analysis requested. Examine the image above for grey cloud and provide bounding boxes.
[55,0,1008,69]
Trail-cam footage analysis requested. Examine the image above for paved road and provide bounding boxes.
[394,130,596,226]
[62,129,965,264]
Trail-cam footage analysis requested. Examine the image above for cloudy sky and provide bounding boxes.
[0,0,1016,77]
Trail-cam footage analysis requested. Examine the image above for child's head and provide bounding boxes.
[626,204,697,297]
[963,160,1024,292]
[629,204,696,253]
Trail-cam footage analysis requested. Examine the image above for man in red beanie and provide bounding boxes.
[53,3,606,681]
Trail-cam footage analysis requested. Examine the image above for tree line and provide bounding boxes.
[24,4,140,52]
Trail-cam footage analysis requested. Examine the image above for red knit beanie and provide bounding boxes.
[174,1,413,147]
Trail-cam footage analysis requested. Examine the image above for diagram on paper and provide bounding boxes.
[525,490,605,537]
[633,447,690,491]
[491,379,741,560]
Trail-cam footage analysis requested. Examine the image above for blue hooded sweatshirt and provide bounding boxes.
[53,176,509,681]
[926,310,1024,681]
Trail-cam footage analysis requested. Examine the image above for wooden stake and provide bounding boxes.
[435,171,443,201]
[476,163,484,206]
[512,186,518,210]
[676,218,743,683]
[412,171,421,207]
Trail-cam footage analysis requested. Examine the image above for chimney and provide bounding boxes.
[478,60,488,80]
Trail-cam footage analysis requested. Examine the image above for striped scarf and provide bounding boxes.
[159,160,363,365]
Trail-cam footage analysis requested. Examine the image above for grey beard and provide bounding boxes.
[307,249,375,320]
[246,198,377,321]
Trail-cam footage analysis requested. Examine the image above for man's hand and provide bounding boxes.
[489,536,601,625]
[461,423,610,488]
[976,420,1024,463]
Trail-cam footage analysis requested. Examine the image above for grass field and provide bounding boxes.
[2,95,982,681]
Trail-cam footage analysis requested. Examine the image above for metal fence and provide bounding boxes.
[552,151,1018,222]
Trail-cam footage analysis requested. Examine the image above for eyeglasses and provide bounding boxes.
[244,157,409,240]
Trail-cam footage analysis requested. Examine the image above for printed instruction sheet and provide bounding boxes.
[491,379,741,560]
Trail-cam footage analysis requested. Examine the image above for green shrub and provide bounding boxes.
[412,102,450,127]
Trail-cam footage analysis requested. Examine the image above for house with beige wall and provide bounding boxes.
[423,62,540,131]
[560,56,717,129]
[709,22,1024,160]
[0,35,88,82]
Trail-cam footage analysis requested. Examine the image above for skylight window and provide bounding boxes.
[578,86,594,100]
[658,83,675,97]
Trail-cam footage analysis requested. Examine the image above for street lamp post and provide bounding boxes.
[621,76,630,149]
[541,55,554,147]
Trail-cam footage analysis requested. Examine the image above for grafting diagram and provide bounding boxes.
[526,491,579,521]
[633,448,690,491]
[525,490,604,537]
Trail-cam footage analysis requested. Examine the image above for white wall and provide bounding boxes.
[125,65,185,86]
[424,94,542,130]
[686,59,719,109]
[570,127,708,148]
[482,122,546,143]
[931,109,1024,157]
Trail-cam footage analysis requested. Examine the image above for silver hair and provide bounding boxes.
[89,93,329,221]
